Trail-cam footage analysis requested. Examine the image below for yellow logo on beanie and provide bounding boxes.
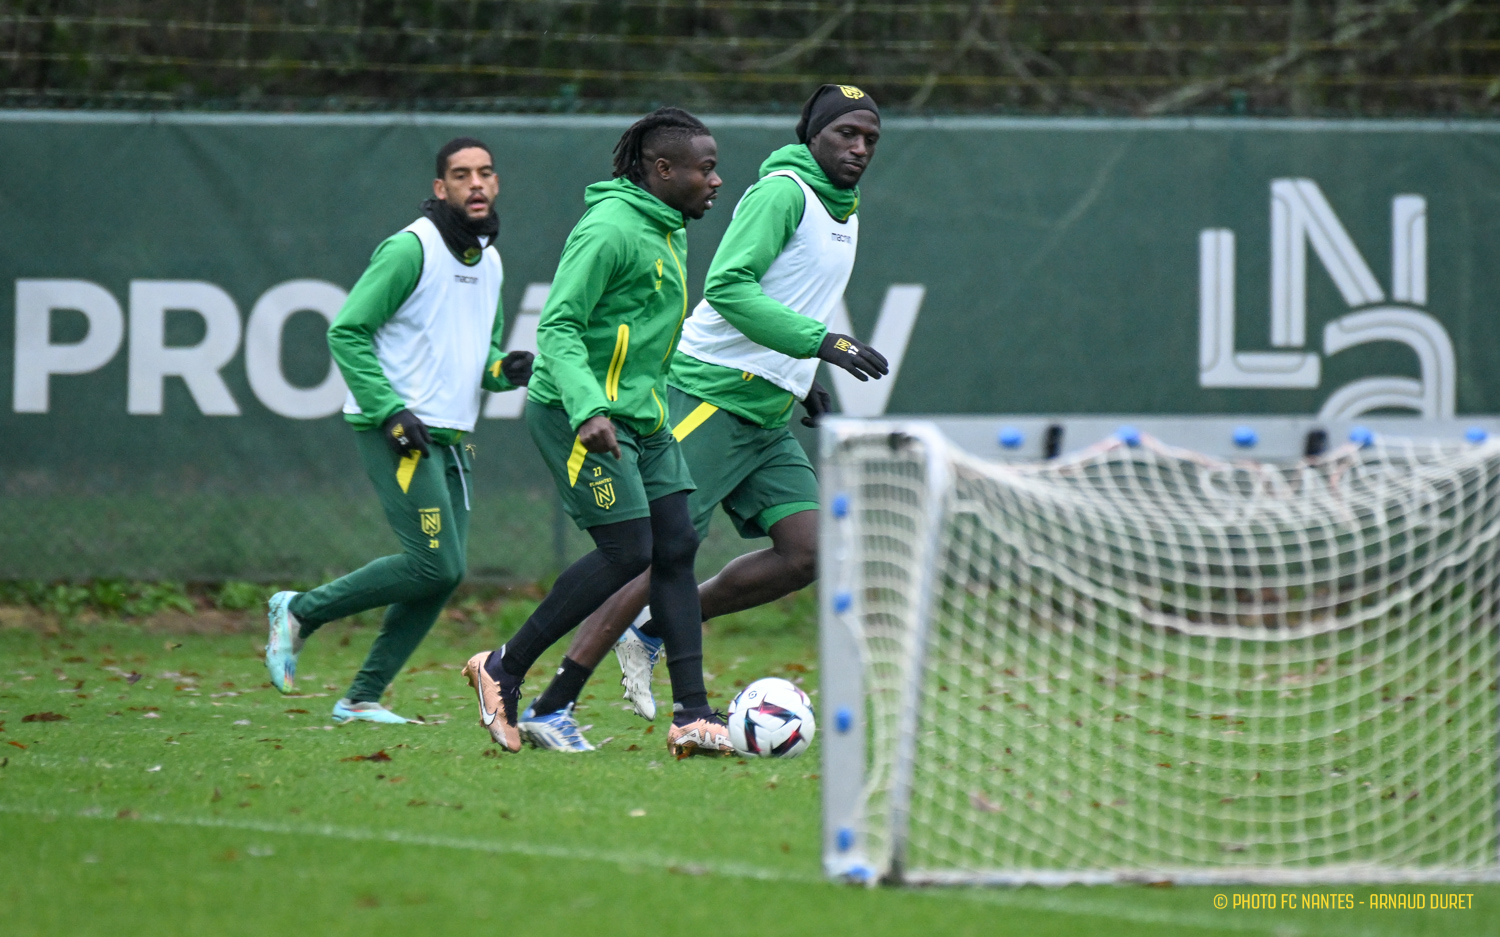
[839,85,865,99]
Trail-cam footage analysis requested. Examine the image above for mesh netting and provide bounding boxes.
[5,2,1499,115]
[828,426,1500,884]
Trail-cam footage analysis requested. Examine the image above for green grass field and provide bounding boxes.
[1,592,1495,936]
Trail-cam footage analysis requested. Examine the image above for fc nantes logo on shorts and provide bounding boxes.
[588,476,616,510]
[419,507,441,548]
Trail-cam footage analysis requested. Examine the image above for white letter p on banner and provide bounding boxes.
[13,279,125,413]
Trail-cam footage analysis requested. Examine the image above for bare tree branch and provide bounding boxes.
[1143,0,1472,116]
[909,1,988,109]
[738,0,856,73]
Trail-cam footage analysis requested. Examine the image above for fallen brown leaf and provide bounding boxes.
[341,750,392,763]
[22,712,67,723]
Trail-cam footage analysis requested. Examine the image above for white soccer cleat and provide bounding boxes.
[518,702,595,752]
[615,614,662,721]
[330,699,410,725]
[265,591,303,694]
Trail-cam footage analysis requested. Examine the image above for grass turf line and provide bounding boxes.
[0,594,1495,936]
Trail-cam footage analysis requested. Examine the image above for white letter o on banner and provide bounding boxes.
[245,279,349,419]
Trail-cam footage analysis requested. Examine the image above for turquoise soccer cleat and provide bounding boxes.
[518,702,595,751]
[264,591,303,694]
[331,699,410,725]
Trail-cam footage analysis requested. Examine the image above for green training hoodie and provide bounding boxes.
[668,144,859,428]
[527,178,692,436]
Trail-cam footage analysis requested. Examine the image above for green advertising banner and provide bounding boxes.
[3,112,1497,579]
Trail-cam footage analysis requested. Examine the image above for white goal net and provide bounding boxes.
[819,421,1500,885]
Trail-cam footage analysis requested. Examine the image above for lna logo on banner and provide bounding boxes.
[1197,179,1454,420]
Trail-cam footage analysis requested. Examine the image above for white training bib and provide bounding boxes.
[676,170,857,399]
[343,216,503,432]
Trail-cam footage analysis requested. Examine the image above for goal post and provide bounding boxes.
[819,418,1500,886]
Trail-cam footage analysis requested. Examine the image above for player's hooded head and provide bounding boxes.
[797,84,881,189]
[611,107,722,220]
[433,136,498,222]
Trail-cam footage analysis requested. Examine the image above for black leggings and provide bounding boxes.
[499,491,706,708]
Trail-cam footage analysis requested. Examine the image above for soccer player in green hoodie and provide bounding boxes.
[530,85,889,723]
[462,107,733,756]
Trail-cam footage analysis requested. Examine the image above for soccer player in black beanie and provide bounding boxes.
[795,83,882,148]
[525,83,889,725]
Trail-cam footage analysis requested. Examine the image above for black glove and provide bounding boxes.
[816,331,888,382]
[500,350,534,387]
[801,379,833,428]
[380,409,432,458]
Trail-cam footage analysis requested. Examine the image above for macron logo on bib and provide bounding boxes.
[453,274,479,285]
[830,232,852,244]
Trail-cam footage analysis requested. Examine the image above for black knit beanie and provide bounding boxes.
[795,84,881,144]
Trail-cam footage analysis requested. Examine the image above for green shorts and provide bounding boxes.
[527,400,695,530]
[667,387,819,540]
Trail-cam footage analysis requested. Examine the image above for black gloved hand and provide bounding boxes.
[801,379,833,428]
[816,331,888,382]
[380,409,432,458]
[500,350,534,387]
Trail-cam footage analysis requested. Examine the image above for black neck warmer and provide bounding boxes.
[420,197,500,265]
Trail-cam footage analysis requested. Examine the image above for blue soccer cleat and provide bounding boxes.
[518,702,595,751]
[331,699,410,725]
[265,591,303,694]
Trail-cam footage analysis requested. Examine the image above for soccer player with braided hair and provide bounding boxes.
[461,107,733,756]
[541,84,886,722]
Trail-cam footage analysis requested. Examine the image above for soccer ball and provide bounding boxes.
[727,677,816,758]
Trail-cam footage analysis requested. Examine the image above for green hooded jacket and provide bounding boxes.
[669,144,859,428]
[527,178,693,436]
